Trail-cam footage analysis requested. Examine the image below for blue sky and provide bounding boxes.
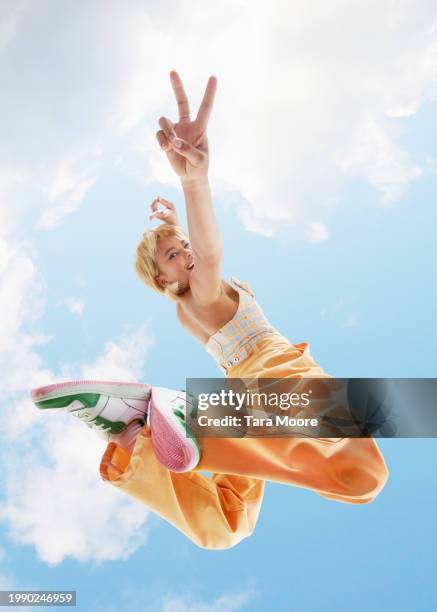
[1,2,437,611]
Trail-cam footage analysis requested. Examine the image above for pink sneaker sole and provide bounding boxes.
[149,387,201,473]
[31,380,152,402]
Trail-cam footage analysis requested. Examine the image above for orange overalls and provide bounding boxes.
[100,278,389,549]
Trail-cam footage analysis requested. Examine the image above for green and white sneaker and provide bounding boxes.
[31,380,151,441]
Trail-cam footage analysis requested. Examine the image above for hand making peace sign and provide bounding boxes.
[155,70,217,183]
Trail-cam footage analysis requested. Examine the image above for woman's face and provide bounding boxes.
[154,235,194,294]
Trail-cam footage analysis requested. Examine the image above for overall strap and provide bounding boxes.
[229,276,255,298]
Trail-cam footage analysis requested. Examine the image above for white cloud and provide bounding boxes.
[0,418,150,566]
[425,156,437,173]
[204,0,436,230]
[306,221,330,243]
[0,0,29,54]
[0,196,152,567]
[0,0,435,240]
[0,325,154,565]
[37,156,98,230]
[0,3,159,561]
[0,166,30,236]
[91,589,254,612]
[57,297,86,316]
[161,591,253,612]
[0,238,52,397]
[336,117,423,207]
[80,324,153,381]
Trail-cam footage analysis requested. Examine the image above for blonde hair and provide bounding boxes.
[135,223,188,302]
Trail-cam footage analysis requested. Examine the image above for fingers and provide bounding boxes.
[149,210,171,222]
[156,129,170,151]
[158,116,177,144]
[157,116,183,155]
[149,197,175,221]
[150,197,174,213]
[155,127,180,174]
[150,198,159,213]
[166,136,206,168]
[150,199,162,219]
[155,196,175,210]
[196,75,217,130]
[149,210,169,221]
[170,70,191,121]
[149,196,172,221]
[149,207,167,221]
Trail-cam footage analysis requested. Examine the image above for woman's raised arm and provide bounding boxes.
[155,71,223,302]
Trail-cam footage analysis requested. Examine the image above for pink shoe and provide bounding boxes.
[30,380,151,442]
[149,387,201,473]
[31,380,201,473]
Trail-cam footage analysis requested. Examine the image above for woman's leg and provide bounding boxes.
[100,423,265,550]
[196,434,387,505]
[194,334,389,505]
[100,335,389,547]
[100,408,386,555]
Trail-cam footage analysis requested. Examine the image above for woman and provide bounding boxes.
[31,71,389,550]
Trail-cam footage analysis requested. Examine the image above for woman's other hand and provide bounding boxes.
[149,196,180,225]
[155,70,217,184]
